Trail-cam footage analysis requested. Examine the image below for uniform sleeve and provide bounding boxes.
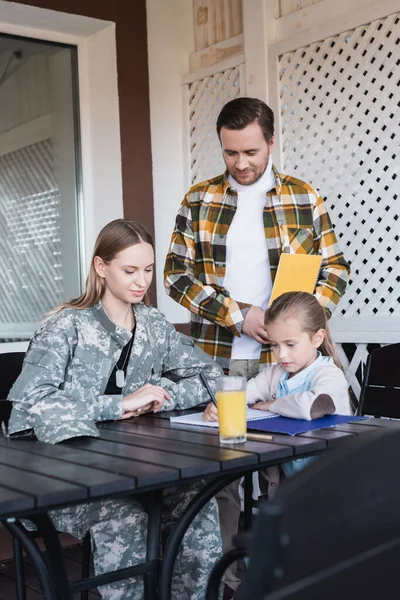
[8,314,124,444]
[269,367,351,420]
[158,320,224,411]
[164,193,251,336]
[313,194,350,316]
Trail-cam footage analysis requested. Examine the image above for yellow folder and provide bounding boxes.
[269,254,323,306]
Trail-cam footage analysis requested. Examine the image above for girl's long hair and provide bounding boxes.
[50,219,154,315]
[265,291,341,368]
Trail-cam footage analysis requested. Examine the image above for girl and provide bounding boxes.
[8,219,223,600]
[247,291,351,421]
[249,290,351,481]
[203,291,351,481]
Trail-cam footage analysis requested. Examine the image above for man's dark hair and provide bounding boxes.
[216,97,274,144]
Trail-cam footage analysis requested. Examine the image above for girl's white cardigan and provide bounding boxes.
[247,361,351,421]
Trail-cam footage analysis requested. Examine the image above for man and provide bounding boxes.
[164,97,350,597]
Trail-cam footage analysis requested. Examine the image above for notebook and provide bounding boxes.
[170,410,365,436]
[170,407,278,428]
[247,414,365,436]
[269,253,323,305]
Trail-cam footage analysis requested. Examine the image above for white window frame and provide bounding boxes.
[0,1,123,348]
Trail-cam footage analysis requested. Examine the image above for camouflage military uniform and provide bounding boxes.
[8,302,223,599]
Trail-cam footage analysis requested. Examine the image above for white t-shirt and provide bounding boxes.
[224,160,276,360]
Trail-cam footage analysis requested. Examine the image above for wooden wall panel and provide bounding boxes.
[194,0,243,51]
[279,0,322,17]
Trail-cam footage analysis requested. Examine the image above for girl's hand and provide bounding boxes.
[122,384,170,417]
[252,401,275,411]
[203,402,218,422]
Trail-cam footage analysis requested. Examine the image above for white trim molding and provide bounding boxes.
[189,33,244,73]
[0,341,29,353]
[182,52,245,85]
[331,318,400,344]
[147,0,194,324]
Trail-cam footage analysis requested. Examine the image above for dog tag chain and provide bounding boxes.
[116,333,135,389]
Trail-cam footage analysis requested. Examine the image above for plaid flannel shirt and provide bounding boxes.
[164,166,350,372]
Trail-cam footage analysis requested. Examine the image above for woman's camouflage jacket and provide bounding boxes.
[7,302,223,444]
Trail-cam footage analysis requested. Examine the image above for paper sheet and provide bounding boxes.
[170,407,278,428]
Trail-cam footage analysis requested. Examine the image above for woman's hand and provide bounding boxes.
[203,402,218,422]
[122,384,171,418]
[252,401,275,411]
[120,401,155,420]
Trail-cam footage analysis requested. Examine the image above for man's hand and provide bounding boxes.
[242,306,269,344]
[203,402,218,422]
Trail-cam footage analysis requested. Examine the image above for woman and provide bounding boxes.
[8,219,223,600]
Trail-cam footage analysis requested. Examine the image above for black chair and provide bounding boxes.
[0,351,91,600]
[206,429,400,600]
[0,352,25,425]
[358,343,400,418]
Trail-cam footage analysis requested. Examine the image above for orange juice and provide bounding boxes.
[216,390,247,440]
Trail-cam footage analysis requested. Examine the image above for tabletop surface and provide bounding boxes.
[0,411,399,520]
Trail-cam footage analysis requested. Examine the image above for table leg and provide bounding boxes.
[12,536,26,600]
[5,515,69,600]
[144,490,163,600]
[159,474,240,600]
[80,532,91,600]
[243,473,253,531]
[30,513,72,599]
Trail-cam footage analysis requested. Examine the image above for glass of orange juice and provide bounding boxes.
[216,376,247,444]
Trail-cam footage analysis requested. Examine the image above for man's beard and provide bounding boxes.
[230,163,268,186]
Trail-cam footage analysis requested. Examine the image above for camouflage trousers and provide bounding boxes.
[51,480,222,600]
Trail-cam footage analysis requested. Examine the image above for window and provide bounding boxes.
[0,34,82,340]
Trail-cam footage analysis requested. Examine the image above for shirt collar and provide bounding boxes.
[221,162,282,195]
[93,300,134,346]
[272,164,283,194]
[281,352,332,393]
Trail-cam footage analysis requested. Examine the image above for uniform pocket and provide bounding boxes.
[287,227,314,254]
[24,347,56,368]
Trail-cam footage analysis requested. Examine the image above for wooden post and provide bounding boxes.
[242,0,279,102]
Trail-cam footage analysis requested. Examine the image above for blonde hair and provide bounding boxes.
[50,219,154,315]
[265,291,341,368]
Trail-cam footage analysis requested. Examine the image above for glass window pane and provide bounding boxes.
[0,35,82,340]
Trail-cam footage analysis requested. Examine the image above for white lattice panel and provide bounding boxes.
[189,66,242,184]
[277,12,400,399]
[279,13,400,320]
[337,343,368,399]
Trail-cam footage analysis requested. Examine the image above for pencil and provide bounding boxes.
[246,433,273,441]
[199,371,218,407]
